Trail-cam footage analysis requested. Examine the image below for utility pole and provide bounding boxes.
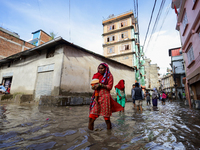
[174,66,178,99]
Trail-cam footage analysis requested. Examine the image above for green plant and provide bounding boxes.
[49,32,57,40]
[1,94,13,100]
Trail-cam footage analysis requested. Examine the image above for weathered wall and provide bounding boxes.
[60,45,135,96]
[0,45,64,97]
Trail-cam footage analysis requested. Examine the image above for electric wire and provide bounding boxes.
[37,0,45,29]
[145,0,166,53]
[142,0,157,53]
[154,3,171,42]
[133,0,137,17]
[69,0,71,41]
[150,3,171,52]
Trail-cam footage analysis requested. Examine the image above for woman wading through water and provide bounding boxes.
[88,63,123,130]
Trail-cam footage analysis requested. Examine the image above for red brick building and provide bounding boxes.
[0,27,35,59]
[0,28,52,60]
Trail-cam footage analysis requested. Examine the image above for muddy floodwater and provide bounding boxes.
[0,100,200,150]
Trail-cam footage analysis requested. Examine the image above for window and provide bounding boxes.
[182,12,188,30]
[120,31,128,40]
[120,44,131,51]
[107,35,115,42]
[187,45,195,64]
[107,24,115,31]
[120,20,128,28]
[46,48,55,58]
[123,56,129,60]
[107,37,110,42]
[107,47,114,54]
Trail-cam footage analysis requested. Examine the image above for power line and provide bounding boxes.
[154,3,171,42]
[133,0,137,17]
[69,0,71,41]
[142,0,157,53]
[149,2,171,53]
[145,0,166,53]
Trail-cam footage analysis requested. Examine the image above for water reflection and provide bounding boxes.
[0,100,200,149]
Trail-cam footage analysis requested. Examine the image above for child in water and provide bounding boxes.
[91,73,101,104]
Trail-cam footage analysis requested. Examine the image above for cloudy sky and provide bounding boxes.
[0,0,181,75]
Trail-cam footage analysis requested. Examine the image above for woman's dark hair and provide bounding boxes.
[99,64,106,68]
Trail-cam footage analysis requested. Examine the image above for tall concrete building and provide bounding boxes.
[144,58,160,90]
[171,0,200,105]
[102,11,145,86]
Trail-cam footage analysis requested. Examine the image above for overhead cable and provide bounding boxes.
[149,2,171,53]
[145,0,166,53]
[142,0,157,53]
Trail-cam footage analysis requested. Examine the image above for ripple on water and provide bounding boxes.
[26,141,56,150]
[52,130,77,137]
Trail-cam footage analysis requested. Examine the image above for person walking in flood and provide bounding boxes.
[146,90,151,106]
[88,63,124,130]
[161,91,167,105]
[132,82,144,111]
[115,80,127,113]
[131,84,136,108]
[152,88,158,106]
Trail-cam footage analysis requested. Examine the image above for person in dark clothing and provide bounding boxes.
[146,90,151,105]
[132,82,144,111]
[179,92,182,100]
[131,84,136,108]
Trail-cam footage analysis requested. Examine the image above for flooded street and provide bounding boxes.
[0,100,200,150]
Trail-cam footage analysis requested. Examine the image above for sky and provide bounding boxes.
[0,0,181,75]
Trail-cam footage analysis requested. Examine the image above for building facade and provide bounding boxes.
[169,47,185,97]
[144,58,160,90]
[0,27,35,59]
[102,11,145,86]
[161,73,175,93]
[28,29,52,46]
[171,0,200,103]
[0,37,135,101]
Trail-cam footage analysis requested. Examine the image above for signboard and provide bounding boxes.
[38,64,54,73]
[3,72,13,77]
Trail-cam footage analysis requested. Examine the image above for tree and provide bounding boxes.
[49,32,57,40]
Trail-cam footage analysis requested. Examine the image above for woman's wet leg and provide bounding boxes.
[88,117,95,130]
[105,120,112,130]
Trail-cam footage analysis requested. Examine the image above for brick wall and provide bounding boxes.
[0,30,35,59]
[40,31,51,45]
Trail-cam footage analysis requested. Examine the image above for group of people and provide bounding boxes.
[87,62,187,131]
[87,62,153,130]
[0,83,10,94]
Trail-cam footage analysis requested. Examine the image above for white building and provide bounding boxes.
[0,37,135,101]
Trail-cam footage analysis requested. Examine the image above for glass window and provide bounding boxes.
[187,45,195,64]
[107,24,115,31]
[107,35,115,42]
[182,12,188,30]
[123,56,129,60]
[120,20,128,27]
[107,47,114,54]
